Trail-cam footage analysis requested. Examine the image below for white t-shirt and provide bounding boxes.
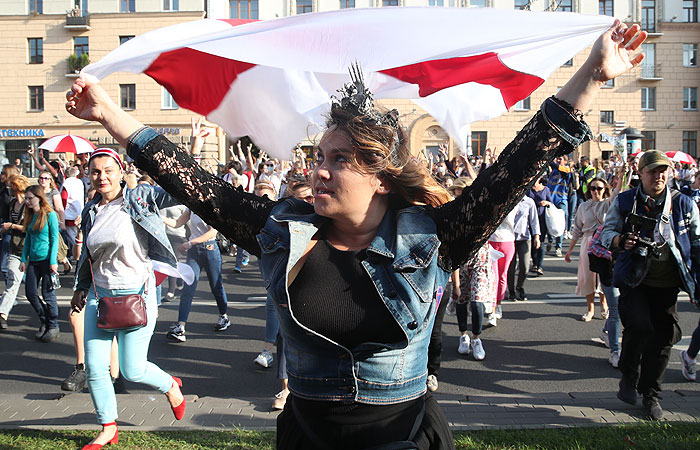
[86,197,150,290]
[188,210,212,241]
[62,177,85,221]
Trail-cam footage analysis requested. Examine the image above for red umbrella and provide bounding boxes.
[630,150,644,158]
[39,134,96,154]
[666,151,696,165]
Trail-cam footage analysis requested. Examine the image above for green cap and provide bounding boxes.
[638,150,671,171]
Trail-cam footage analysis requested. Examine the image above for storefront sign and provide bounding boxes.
[153,127,180,135]
[0,129,45,137]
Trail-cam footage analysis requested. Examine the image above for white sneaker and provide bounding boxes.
[426,374,438,392]
[486,314,498,327]
[471,338,485,360]
[680,350,697,381]
[600,328,610,348]
[254,349,274,368]
[458,335,471,354]
[609,350,620,368]
[494,305,503,319]
[214,314,231,331]
[167,323,186,343]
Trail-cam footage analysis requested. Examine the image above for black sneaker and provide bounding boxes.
[617,377,638,405]
[35,324,46,340]
[112,374,128,394]
[508,291,518,302]
[61,364,86,392]
[642,395,664,420]
[41,327,60,343]
[517,288,527,301]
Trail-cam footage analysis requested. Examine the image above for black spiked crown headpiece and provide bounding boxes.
[332,63,403,167]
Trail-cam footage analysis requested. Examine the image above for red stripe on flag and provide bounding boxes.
[218,18,259,26]
[380,53,544,109]
[144,48,256,115]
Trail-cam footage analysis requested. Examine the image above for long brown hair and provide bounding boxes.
[23,185,54,231]
[585,177,611,201]
[326,104,451,207]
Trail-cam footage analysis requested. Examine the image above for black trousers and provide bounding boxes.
[427,282,451,377]
[618,284,682,397]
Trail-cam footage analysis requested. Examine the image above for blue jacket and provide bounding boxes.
[73,184,178,291]
[257,198,450,404]
[601,187,700,301]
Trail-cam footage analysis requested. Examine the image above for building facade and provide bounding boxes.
[2,0,698,170]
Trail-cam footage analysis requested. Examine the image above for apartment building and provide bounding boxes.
[1,0,698,170]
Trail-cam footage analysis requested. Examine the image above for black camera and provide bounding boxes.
[625,213,661,258]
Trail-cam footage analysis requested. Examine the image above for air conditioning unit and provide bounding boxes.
[614,120,627,133]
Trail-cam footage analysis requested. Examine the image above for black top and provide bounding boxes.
[289,239,404,349]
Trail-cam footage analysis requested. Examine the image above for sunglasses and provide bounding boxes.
[589,186,605,192]
[38,176,52,181]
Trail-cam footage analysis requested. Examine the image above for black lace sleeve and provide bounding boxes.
[428,97,591,271]
[127,131,274,257]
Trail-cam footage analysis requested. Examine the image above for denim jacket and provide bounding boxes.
[258,198,450,404]
[601,187,700,301]
[73,184,178,292]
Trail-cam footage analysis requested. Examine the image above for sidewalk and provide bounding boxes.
[2,390,699,431]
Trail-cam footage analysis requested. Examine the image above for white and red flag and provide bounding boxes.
[82,8,614,157]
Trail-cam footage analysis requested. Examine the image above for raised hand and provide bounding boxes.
[588,19,647,83]
[65,76,114,123]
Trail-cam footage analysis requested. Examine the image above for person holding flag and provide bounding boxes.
[66,19,645,450]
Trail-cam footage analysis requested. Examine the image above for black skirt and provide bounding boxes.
[276,392,455,450]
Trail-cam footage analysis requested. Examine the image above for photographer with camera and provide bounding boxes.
[601,150,700,420]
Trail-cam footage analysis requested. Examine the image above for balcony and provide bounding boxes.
[65,53,90,77]
[65,10,90,30]
[640,64,662,81]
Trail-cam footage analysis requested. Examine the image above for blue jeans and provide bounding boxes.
[0,233,11,280]
[178,240,228,323]
[25,259,59,329]
[84,274,173,424]
[265,295,280,344]
[235,247,249,268]
[601,282,620,353]
[567,193,578,232]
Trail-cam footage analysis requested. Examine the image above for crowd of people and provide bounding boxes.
[1,18,699,449]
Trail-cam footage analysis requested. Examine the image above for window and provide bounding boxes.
[600,111,614,124]
[514,97,530,111]
[641,0,655,33]
[120,0,135,13]
[562,59,573,66]
[382,0,398,5]
[296,0,312,14]
[556,0,572,11]
[119,35,134,45]
[684,0,698,23]
[162,88,178,110]
[120,84,136,110]
[641,131,655,151]
[599,0,613,16]
[684,87,698,110]
[230,0,258,19]
[603,79,614,88]
[469,0,485,6]
[163,0,178,10]
[684,131,698,156]
[514,0,528,10]
[641,87,656,110]
[29,0,42,14]
[428,0,443,5]
[28,86,43,111]
[74,36,88,58]
[684,44,698,67]
[641,43,655,78]
[471,131,487,156]
[28,38,43,64]
[339,0,354,7]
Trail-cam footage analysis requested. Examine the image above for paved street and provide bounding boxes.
[1,242,699,430]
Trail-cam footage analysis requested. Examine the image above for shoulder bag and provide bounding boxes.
[89,259,148,331]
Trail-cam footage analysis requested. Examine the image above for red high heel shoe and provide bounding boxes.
[170,376,186,420]
[80,422,118,450]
